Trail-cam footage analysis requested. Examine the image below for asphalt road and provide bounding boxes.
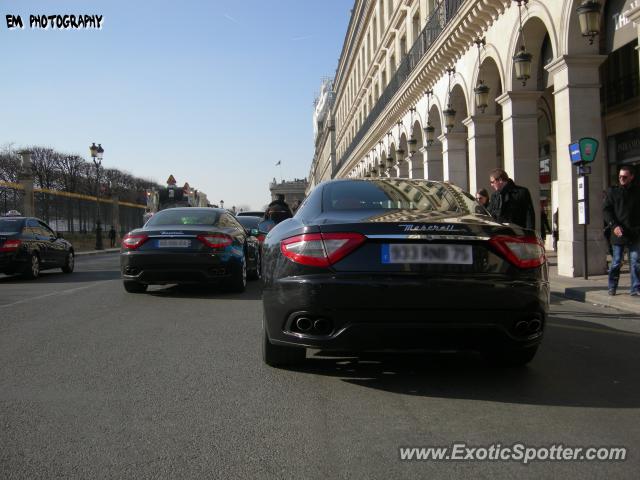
[1,253,639,479]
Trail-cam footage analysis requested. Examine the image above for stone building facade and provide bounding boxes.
[269,178,308,210]
[310,0,640,277]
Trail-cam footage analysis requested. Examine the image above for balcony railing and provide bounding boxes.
[334,0,465,176]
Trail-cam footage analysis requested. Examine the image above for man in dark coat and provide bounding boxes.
[603,165,640,296]
[264,194,293,225]
[487,168,535,230]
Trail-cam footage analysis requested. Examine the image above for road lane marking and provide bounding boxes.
[547,321,640,337]
[0,282,107,309]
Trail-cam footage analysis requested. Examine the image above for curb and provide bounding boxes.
[551,286,639,315]
[75,248,120,257]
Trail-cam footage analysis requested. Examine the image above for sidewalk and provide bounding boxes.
[547,251,638,314]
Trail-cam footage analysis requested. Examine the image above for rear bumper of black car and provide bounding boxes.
[263,273,549,352]
[0,252,26,274]
[120,251,240,285]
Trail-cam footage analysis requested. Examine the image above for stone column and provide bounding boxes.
[496,91,542,233]
[422,144,443,180]
[18,150,34,217]
[438,132,468,190]
[463,114,501,194]
[408,151,424,179]
[546,55,608,277]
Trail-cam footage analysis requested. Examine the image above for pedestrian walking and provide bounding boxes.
[540,203,551,243]
[552,208,559,251]
[475,188,490,208]
[603,165,640,296]
[108,226,116,248]
[487,168,535,230]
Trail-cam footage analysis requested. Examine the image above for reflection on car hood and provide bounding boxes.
[314,209,497,226]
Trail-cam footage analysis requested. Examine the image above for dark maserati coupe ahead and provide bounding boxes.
[261,178,549,368]
[0,213,75,279]
[120,207,260,293]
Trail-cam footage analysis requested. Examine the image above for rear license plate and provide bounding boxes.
[381,244,472,264]
[157,239,191,248]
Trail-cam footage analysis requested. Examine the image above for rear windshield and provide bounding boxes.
[322,180,475,214]
[146,210,220,226]
[0,218,25,233]
[235,216,261,229]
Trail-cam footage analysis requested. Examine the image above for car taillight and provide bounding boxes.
[122,234,149,250]
[280,232,366,267]
[197,233,233,248]
[0,239,21,252]
[489,235,546,269]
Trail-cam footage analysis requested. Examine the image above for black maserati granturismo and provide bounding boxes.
[261,178,549,368]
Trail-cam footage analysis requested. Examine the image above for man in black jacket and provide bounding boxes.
[264,194,293,225]
[487,168,535,230]
[603,165,640,296]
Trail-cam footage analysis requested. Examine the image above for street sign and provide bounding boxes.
[166,174,177,185]
[569,142,582,164]
[579,137,599,163]
[577,176,586,201]
[578,201,589,225]
[568,137,599,164]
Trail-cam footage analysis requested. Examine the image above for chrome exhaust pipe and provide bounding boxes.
[528,319,542,333]
[296,317,313,332]
[514,321,529,335]
[313,318,330,334]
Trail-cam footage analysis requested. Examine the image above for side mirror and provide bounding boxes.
[56,232,64,239]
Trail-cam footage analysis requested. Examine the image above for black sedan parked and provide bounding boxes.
[261,178,549,367]
[120,207,260,293]
[0,213,75,279]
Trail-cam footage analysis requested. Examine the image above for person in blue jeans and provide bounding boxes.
[603,165,640,296]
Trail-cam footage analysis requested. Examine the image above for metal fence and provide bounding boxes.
[334,0,465,175]
[1,182,145,235]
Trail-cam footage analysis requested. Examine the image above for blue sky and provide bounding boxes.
[0,0,351,210]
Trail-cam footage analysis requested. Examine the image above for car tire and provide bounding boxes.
[61,251,75,273]
[248,250,261,280]
[23,253,40,280]
[228,253,247,292]
[483,345,539,367]
[262,327,305,367]
[123,281,148,293]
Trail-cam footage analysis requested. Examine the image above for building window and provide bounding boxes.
[601,42,639,111]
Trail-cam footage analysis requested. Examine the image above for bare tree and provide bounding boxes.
[0,147,21,183]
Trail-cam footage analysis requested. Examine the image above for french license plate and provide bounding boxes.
[157,239,191,248]
[381,244,473,264]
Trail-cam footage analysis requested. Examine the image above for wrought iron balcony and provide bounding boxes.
[334,0,465,176]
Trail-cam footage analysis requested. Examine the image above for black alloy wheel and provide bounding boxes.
[248,250,261,280]
[23,253,40,280]
[61,251,75,273]
[228,252,247,292]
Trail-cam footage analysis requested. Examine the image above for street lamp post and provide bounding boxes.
[90,142,105,250]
